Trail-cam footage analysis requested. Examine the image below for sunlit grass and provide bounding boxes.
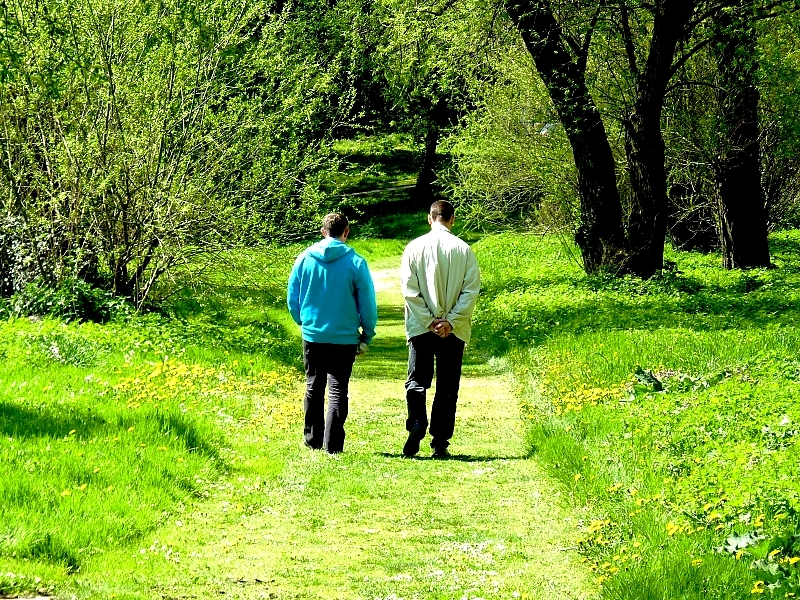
[474,229,800,598]
[0,295,302,595]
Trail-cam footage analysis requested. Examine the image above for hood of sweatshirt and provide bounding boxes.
[306,237,353,263]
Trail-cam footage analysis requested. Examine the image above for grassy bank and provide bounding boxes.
[0,248,304,597]
[473,230,800,598]
[1,230,598,599]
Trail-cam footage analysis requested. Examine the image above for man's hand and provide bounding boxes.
[356,342,369,356]
[429,318,452,338]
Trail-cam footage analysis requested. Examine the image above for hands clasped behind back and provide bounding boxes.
[429,318,452,338]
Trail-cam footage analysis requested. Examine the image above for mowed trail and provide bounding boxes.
[111,267,596,599]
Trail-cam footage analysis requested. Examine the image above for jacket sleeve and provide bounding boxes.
[400,246,435,329]
[355,260,378,344]
[445,248,480,330]
[287,254,304,325]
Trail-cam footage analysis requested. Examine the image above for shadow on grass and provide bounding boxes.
[0,403,221,463]
[378,452,530,462]
[154,411,221,460]
[475,281,800,356]
[338,148,420,187]
[163,287,302,370]
[352,205,493,244]
[352,209,432,240]
[0,403,107,439]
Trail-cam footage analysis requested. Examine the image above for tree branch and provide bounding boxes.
[688,0,795,32]
[577,3,603,73]
[619,2,639,78]
[669,38,711,78]
[664,79,719,95]
[563,32,583,58]
[416,0,461,18]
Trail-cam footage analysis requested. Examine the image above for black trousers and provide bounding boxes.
[405,331,465,450]
[302,340,358,453]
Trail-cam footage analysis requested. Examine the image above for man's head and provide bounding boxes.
[428,200,455,229]
[321,213,349,240]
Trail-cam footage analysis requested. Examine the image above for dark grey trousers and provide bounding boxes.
[302,340,358,453]
[405,331,465,450]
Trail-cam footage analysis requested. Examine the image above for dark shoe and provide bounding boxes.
[403,422,426,457]
[431,447,451,459]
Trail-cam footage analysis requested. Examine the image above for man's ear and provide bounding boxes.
[427,214,433,225]
[320,228,326,238]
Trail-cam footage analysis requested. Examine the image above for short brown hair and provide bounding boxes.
[321,213,349,238]
[430,200,454,222]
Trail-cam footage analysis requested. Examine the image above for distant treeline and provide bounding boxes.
[2,0,799,308]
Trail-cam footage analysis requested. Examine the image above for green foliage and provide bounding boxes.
[446,47,578,232]
[0,0,378,307]
[1,278,130,323]
[473,228,800,597]
[0,253,303,579]
[0,0,249,303]
[34,331,103,368]
[220,0,392,240]
[759,10,800,229]
[374,0,505,134]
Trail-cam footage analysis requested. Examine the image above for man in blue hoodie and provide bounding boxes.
[287,213,378,454]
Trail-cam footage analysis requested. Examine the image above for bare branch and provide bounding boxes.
[665,79,719,95]
[577,3,603,73]
[619,1,639,78]
[669,38,711,77]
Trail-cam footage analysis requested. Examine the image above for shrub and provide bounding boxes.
[5,279,129,323]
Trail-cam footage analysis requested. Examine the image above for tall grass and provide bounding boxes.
[473,229,800,598]
[0,246,304,596]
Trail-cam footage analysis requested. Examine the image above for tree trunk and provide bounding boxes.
[414,124,440,203]
[666,183,718,252]
[713,2,771,269]
[623,1,694,278]
[506,0,627,273]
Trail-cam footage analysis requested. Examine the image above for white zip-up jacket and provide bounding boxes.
[400,222,481,344]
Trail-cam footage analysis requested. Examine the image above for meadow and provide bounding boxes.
[474,230,800,599]
[0,244,306,597]
[1,208,799,598]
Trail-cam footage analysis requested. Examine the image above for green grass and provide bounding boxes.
[0,247,304,597]
[8,216,800,598]
[473,229,800,598]
[0,234,596,599]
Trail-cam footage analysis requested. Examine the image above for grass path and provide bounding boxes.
[74,265,596,599]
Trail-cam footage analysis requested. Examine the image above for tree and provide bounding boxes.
[504,0,628,273]
[0,0,249,305]
[0,0,361,306]
[712,0,771,268]
[505,0,698,277]
[759,8,800,229]
[375,0,509,203]
[503,0,791,276]
[617,0,695,277]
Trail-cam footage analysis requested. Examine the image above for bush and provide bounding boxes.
[3,279,130,323]
[445,51,579,232]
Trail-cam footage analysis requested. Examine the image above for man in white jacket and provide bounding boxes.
[400,200,481,458]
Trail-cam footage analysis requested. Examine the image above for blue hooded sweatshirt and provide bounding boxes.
[287,237,377,345]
